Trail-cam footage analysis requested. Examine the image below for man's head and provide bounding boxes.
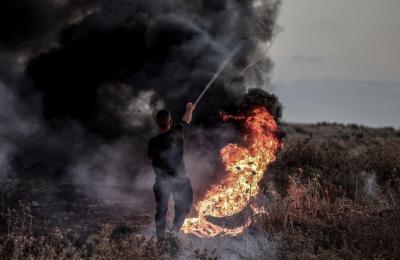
[156,109,172,131]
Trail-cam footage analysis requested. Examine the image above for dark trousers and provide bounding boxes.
[153,176,193,240]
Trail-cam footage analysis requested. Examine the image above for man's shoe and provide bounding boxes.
[165,230,180,253]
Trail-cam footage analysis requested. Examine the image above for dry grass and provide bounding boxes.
[1,123,399,259]
[259,175,400,259]
[0,204,216,260]
[259,127,400,259]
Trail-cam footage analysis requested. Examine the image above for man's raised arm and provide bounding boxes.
[182,102,195,124]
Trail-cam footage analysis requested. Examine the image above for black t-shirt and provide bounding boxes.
[148,121,188,178]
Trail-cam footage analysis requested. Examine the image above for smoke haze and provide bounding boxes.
[0,0,281,208]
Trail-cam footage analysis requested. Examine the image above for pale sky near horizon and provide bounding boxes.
[269,0,400,128]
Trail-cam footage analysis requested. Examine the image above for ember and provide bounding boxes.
[181,106,283,237]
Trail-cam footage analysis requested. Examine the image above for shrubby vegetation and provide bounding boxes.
[1,123,399,259]
[263,123,400,259]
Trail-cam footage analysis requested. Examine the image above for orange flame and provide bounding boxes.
[181,106,282,237]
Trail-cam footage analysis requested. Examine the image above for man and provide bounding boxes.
[148,102,194,241]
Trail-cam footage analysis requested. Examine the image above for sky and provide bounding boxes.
[269,0,400,128]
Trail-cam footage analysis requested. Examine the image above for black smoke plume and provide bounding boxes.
[0,0,282,206]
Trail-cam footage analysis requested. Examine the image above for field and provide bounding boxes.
[1,123,399,259]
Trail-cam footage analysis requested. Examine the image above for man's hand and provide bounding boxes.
[186,102,195,112]
[182,102,195,124]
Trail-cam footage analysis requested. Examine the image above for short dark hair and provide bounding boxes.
[156,109,171,128]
